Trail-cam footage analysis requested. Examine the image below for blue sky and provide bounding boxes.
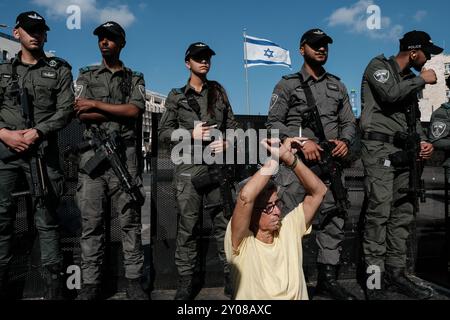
[0,0,449,116]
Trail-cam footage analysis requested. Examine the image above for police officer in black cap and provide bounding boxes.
[0,11,74,299]
[360,30,440,299]
[266,29,357,300]
[159,42,239,300]
[74,21,147,300]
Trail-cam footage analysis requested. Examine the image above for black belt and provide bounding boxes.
[363,132,395,144]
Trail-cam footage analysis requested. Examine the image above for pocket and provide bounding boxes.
[89,85,109,101]
[34,85,55,107]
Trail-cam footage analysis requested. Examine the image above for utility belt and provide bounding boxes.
[364,131,420,168]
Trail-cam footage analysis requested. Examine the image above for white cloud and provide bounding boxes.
[413,10,427,22]
[32,0,136,27]
[326,0,403,40]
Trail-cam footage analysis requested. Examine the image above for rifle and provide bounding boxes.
[67,127,145,206]
[297,102,351,214]
[391,100,426,214]
[291,73,350,214]
[193,163,235,219]
[21,87,50,200]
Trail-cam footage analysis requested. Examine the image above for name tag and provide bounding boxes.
[41,71,57,79]
[1,74,11,79]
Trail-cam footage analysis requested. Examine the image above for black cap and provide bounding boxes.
[300,29,333,47]
[185,42,216,61]
[399,30,443,55]
[15,11,50,31]
[93,21,126,40]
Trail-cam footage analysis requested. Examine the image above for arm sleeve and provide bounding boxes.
[158,92,179,144]
[266,80,292,141]
[128,75,146,111]
[35,67,75,136]
[366,59,426,106]
[338,84,356,143]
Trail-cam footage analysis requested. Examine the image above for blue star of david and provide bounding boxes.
[264,48,274,58]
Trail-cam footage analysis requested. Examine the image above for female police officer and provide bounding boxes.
[159,42,239,300]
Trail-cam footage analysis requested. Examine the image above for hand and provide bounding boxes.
[284,137,309,154]
[0,129,31,153]
[208,139,229,154]
[74,98,97,115]
[22,128,41,146]
[420,68,437,85]
[330,139,349,158]
[301,140,324,162]
[420,142,433,160]
[262,138,295,164]
[192,122,217,141]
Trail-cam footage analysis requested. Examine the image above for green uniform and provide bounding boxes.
[429,102,450,181]
[159,81,239,277]
[360,55,428,271]
[266,66,356,266]
[75,62,146,284]
[0,53,74,278]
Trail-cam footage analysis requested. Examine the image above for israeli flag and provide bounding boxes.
[244,35,291,68]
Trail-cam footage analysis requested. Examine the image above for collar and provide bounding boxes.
[12,51,47,68]
[95,60,125,75]
[184,79,208,95]
[300,65,328,83]
[388,56,414,79]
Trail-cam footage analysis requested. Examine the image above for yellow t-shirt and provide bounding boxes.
[224,203,311,300]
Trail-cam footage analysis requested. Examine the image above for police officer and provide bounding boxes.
[360,30,441,300]
[74,21,147,300]
[266,29,357,300]
[159,42,239,300]
[429,76,450,183]
[0,11,73,299]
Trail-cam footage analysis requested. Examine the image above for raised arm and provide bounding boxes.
[231,159,276,250]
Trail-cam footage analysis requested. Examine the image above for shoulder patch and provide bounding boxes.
[282,73,300,80]
[431,121,447,139]
[373,69,390,83]
[132,71,144,78]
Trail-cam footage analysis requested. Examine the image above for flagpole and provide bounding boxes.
[243,28,250,115]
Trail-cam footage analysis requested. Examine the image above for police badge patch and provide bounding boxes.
[269,94,279,111]
[373,70,390,83]
[74,84,84,98]
[138,85,146,99]
[431,121,447,138]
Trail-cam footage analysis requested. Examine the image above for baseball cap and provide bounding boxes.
[185,42,216,61]
[300,29,333,46]
[93,21,126,40]
[399,30,443,55]
[15,11,50,32]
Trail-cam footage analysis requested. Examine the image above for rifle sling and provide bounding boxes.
[297,73,327,142]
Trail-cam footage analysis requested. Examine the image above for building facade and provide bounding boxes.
[142,90,167,152]
[419,53,450,121]
[0,31,20,63]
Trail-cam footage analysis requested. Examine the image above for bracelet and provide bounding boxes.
[288,155,299,170]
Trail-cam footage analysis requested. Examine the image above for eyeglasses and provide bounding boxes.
[256,199,284,215]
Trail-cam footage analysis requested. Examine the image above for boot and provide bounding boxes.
[174,275,193,300]
[76,284,101,300]
[385,265,433,300]
[223,272,232,298]
[365,272,387,300]
[126,278,149,300]
[41,264,64,300]
[316,264,357,300]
